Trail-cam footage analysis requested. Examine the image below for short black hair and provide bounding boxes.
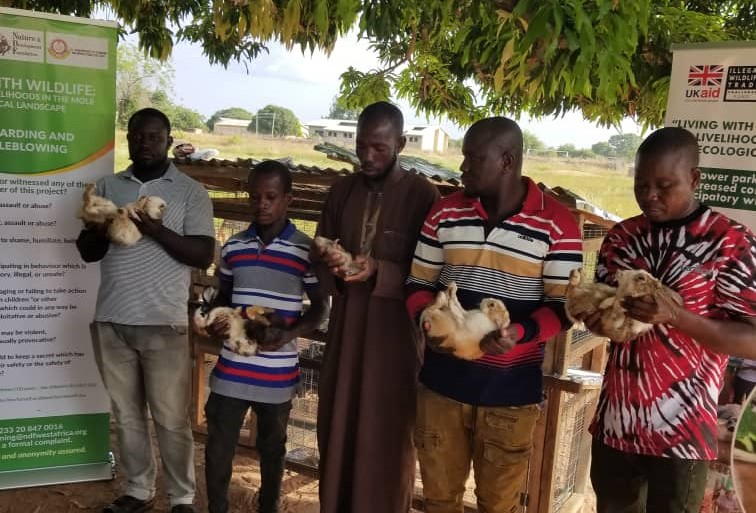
[466,117,524,156]
[128,108,171,134]
[249,160,292,193]
[637,127,700,167]
[358,101,404,134]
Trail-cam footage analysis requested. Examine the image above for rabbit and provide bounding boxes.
[420,281,510,360]
[77,183,117,226]
[566,267,683,343]
[107,195,167,246]
[191,287,276,356]
[312,235,366,276]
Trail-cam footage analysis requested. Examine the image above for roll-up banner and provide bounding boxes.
[0,6,115,489]
[666,42,756,230]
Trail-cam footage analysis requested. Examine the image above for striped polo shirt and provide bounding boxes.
[94,163,215,326]
[209,220,319,404]
[406,177,583,406]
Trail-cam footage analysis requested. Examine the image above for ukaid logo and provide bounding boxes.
[685,64,724,101]
[0,26,44,63]
[724,65,756,102]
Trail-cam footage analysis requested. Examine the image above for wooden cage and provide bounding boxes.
[178,156,616,513]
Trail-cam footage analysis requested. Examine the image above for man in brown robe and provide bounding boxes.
[313,101,440,513]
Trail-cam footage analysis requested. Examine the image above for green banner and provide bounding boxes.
[699,167,756,211]
[0,10,116,174]
[0,413,109,472]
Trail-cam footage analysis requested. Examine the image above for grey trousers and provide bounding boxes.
[91,322,196,506]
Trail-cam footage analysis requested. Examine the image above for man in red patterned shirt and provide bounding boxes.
[584,126,756,513]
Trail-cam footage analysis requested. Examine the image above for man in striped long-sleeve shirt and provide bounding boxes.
[406,117,583,512]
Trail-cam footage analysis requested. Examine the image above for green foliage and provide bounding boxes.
[116,43,174,128]
[168,105,206,131]
[591,133,642,159]
[607,133,643,160]
[591,141,614,158]
[523,130,545,151]
[207,107,254,131]
[114,46,203,131]
[249,104,302,137]
[13,0,756,127]
[326,95,361,120]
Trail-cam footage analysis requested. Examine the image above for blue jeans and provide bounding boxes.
[204,392,292,513]
[90,322,195,506]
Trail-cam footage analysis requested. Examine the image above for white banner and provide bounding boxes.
[666,42,756,231]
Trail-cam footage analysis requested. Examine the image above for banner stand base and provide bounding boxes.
[0,460,114,490]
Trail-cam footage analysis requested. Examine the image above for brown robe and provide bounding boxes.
[315,169,440,513]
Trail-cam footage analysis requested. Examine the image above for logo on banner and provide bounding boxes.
[724,65,756,102]
[47,38,71,59]
[0,34,9,56]
[685,64,724,101]
[44,31,109,70]
[0,26,44,62]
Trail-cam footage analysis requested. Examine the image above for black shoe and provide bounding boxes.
[171,505,196,513]
[103,495,154,513]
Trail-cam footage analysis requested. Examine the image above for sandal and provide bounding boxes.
[103,495,155,513]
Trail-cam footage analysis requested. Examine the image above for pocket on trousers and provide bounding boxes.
[483,440,532,468]
[414,430,442,451]
[483,407,539,449]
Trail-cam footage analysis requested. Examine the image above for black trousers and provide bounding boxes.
[205,392,292,513]
[591,439,708,513]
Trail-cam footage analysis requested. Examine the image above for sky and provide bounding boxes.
[166,32,644,149]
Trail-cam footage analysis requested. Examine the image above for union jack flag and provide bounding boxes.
[688,65,724,87]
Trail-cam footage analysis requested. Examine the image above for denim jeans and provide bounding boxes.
[591,439,708,513]
[414,385,540,513]
[90,322,195,506]
[205,392,292,513]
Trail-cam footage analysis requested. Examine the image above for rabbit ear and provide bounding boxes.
[201,286,218,305]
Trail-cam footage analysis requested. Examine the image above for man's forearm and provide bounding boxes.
[672,310,756,359]
[406,284,436,322]
[150,227,214,269]
[517,302,570,344]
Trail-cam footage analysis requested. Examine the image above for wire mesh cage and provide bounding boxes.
[552,388,600,511]
[285,339,324,470]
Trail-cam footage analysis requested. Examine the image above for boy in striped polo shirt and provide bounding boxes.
[406,117,583,512]
[201,161,326,513]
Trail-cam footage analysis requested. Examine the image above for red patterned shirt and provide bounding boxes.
[589,205,756,459]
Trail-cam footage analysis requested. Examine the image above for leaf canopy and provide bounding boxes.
[5,0,754,127]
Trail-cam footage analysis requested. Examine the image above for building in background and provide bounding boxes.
[306,119,449,153]
[404,125,449,152]
[213,117,251,136]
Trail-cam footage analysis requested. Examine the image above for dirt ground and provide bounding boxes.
[0,426,324,513]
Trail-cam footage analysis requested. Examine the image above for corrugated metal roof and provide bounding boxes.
[313,142,461,184]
